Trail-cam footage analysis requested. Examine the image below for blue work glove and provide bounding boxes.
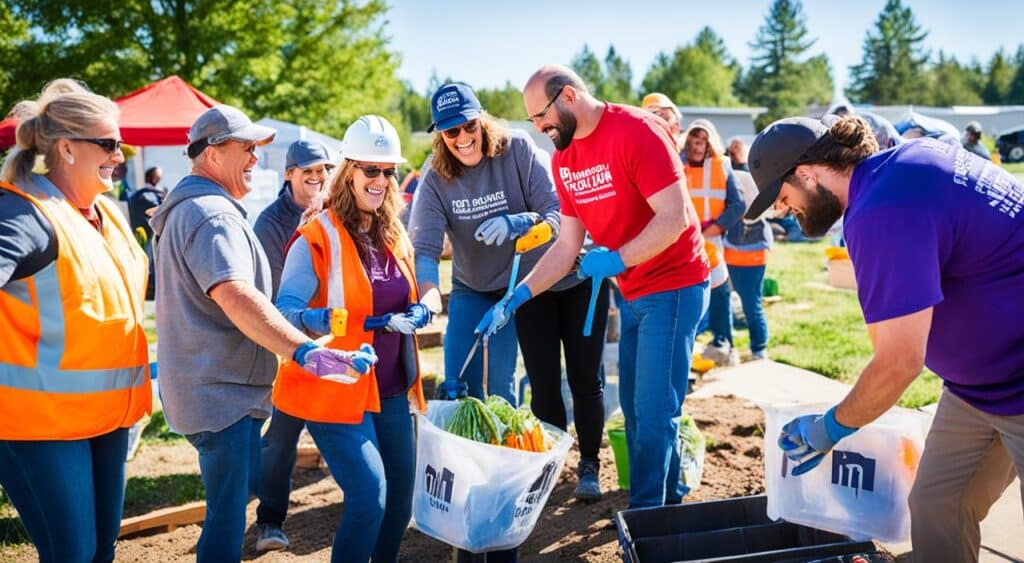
[300,308,333,335]
[578,246,626,280]
[778,406,858,476]
[299,343,377,383]
[474,212,541,246]
[474,284,532,337]
[363,313,393,331]
[436,377,470,400]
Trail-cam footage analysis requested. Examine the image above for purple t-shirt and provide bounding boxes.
[845,138,1024,415]
[360,245,411,398]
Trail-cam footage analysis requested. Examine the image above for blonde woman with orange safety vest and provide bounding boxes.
[681,119,745,365]
[0,79,151,563]
[273,115,429,563]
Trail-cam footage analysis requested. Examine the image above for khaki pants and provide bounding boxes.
[908,390,1024,562]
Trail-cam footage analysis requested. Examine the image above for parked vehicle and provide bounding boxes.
[996,127,1024,162]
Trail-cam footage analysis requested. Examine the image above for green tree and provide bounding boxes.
[640,30,741,107]
[476,82,526,121]
[398,81,431,132]
[4,0,403,139]
[928,52,982,106]
[985,48,1019,104]
[599,46,636,104]
[570,44,604,95]
[741,0,834,127]
[846,0,931,104]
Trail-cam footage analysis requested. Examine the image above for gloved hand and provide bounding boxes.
[435,377,470,400]
[364,313,394,332]
[300,344,378,383]
[778,406,858,476]
[475,284,532,336]
[364,304,433,334]
[474,212,541,246]
[300,308,333,335]
[578,246,625,280]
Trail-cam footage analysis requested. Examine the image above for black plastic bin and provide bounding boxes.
[615,495,877,563]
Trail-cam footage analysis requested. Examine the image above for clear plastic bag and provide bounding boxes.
[411,400,574,552]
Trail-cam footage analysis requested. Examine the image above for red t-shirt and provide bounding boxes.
[552,103,708,300]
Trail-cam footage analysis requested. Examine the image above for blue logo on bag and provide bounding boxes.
[831,450,876,495]
[425,464,455,512]
[513,461,557,520]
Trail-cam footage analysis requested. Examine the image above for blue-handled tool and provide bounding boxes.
[583,275,602,337]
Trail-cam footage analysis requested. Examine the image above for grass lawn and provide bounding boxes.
[752,239,941,409]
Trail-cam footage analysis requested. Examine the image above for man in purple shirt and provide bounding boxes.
[743,115,1024,561]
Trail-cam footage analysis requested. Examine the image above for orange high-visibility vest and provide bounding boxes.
[272,210,427,424]
[685,154,729,223]
[724,247,768,267]
[0,180,151,441]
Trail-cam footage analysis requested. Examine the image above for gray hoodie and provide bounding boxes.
[150,175,276,435]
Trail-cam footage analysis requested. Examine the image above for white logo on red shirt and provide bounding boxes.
[560,163,615,204]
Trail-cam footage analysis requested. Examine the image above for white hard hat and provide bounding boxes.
[341,115,406,164]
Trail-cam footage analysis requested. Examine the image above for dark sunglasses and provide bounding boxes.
[530,85,566,122]
[353,163,398,179]
[71,138,124,153]
[441,119,479,139]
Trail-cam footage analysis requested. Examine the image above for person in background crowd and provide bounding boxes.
[0,78,152,563]
[128,166,165,299]
[727,137,749,171]
[151,105,374,563]
[489,65,708,512]
[251,139,334,552]
[640,92,683,149]
[747,115,1024,563]
[681,119,744,366]
[272,115,429,563]
[962,120,992,161]
[722,169,772,360]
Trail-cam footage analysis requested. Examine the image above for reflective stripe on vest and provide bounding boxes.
[0,179,151,440]
[686,155,727,222]
[318,213,347,310]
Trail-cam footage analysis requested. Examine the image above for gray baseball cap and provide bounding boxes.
[187,105,276,158]
[744,116,830,220]
[285,140,333,170]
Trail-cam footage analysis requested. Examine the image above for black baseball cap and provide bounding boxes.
[745,116,830,220]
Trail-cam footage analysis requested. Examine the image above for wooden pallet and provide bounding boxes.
[119,501,206,538]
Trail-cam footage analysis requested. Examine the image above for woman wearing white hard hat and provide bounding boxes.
[271,115,430,562]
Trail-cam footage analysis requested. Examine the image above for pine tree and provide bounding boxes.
[639,28,741,107]
[741,0,833,127]
[929,52,982,106]
[600,46,637,104]
[982,49,1015,104]
[846,0,930,105]
[570,45,604,96]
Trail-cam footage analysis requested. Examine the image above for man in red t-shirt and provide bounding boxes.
[476,65,710,508]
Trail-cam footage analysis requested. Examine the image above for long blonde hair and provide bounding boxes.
[3,79,119,184]
[324,159,407,259]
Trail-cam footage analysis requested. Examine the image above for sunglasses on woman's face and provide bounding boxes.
[353,163,398,179]
[441,120,479,139]
[71,138,124,153]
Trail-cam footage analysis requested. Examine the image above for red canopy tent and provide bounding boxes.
[0,75,219,150]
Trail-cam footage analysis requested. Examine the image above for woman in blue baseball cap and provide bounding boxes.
[408,82,609,561]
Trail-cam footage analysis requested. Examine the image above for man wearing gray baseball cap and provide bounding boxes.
[748,115,1024,562]
[151,105,377,562]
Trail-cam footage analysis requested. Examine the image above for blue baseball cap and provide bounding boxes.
[427,83,482,133]
[285,140,333,170]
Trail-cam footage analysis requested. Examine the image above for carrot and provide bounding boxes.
[532,425,545,452]
[523,429,535,452]
[506,434,516,448]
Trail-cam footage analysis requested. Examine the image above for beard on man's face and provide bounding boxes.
[550,105,577,150]
[794,180,844,237]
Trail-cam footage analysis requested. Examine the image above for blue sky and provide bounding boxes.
[386,0,1022,100]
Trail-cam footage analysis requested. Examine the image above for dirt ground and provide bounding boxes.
[2,395,766,562]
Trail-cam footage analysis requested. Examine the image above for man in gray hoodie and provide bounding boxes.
[151,105,375,563]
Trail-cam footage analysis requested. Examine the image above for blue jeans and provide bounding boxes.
[186,416,263,563]
[618,283,709,508]
[727,264,768,354]
[307,394,415,563]
[444,279,518,403]
[0,428,129,563]
[697,281,733,347]
[256,408,306,526]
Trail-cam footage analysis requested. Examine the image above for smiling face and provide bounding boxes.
[62,118,124,199]
[350,160,396,213]
[440,119,484,167]
[286,163,330,208]
[525,84,577,150]
[686,129,709,163]
[777,171,845,237]
[207,140,258,199]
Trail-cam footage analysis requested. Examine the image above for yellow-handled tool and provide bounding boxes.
[506,222,553,296]
[330,308,349,337]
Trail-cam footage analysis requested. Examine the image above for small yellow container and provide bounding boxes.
[330,308,348,336]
